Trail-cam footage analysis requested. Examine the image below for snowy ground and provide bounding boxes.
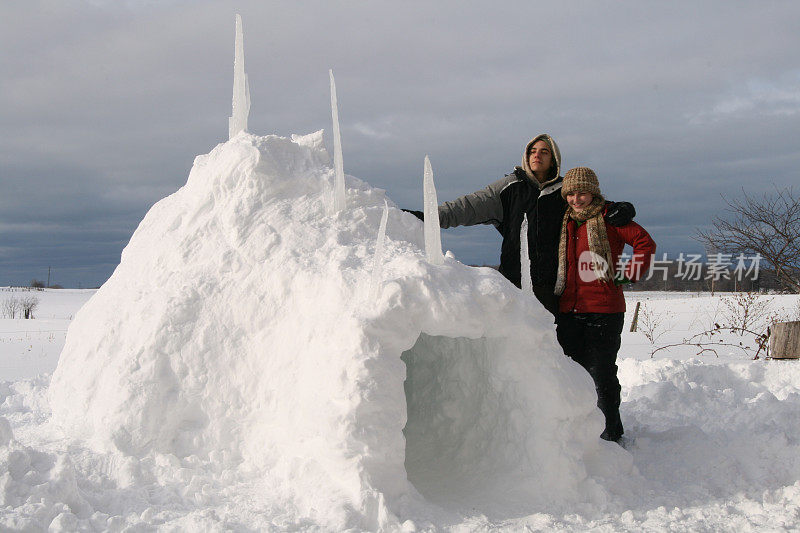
[0,289,94,381]
[2,287,800,531]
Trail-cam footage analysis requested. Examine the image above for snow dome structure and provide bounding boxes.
[48,14,633,531]
[49,132,634,529]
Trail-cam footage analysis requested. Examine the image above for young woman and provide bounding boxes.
[554,167,656,443]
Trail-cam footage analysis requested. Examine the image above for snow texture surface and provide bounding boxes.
[45,132,632,530]
[4,289,800,530]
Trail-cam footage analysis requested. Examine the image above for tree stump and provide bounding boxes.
[770,321,800,359]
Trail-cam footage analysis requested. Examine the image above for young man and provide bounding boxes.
[406,134,636,316]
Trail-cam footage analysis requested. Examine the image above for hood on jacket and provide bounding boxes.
[521,133,561,188]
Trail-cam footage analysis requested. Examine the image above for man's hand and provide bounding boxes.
[605,201,635,227]
[402,209,424,221]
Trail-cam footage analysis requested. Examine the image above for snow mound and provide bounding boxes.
[49,132,634,529]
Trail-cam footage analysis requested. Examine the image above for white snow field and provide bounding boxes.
[1,135,800,531]
[0,289,94,381]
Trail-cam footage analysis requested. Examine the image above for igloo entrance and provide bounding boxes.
[401,333,534,509]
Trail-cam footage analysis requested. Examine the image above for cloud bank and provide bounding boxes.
[2,1,799,286]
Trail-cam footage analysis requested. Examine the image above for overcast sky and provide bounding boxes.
[2,1,799,287]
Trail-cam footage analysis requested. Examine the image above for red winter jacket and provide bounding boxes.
[558,212,656,314]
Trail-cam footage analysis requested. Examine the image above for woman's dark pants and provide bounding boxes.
[555,312,625,442]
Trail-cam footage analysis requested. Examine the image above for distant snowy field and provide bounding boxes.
[0,288,94,381]
[2,287,800,530]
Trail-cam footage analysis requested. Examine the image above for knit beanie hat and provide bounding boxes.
[561,167,601,199]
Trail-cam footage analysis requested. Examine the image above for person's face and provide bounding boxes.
[527,140,553,178]
[566,191,594,212]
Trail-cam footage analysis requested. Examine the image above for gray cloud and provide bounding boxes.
[2,1,799,286]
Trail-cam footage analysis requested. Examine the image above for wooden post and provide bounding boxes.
[630,301,641,332]
[770,321,800,359]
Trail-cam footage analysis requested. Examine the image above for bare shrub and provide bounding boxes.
[720,292,777,335]
[2,297,20,319]
[791,299,800,321]
[20,296,39,319]
[651,293,778,360]
[767,297,800,326]
[690,292,779,358]
[637,302,674,356]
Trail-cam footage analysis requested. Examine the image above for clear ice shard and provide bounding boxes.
[423,155,444,265]
[369,200,390,301]
[520,213,532,292]
[228,14,250,139]
[330,69,346,212]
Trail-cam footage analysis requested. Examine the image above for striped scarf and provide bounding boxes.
[554,196,615,296]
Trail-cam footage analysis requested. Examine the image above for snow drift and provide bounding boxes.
[49,132,634,529]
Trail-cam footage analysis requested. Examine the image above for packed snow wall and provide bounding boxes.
[49,132,633,529]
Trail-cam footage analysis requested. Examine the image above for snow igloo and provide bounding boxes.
[49,132,633,530]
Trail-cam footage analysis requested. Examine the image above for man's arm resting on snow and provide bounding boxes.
[401,209,424,220]
[437,175,512,229]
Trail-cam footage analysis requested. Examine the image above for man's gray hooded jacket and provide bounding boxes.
[438,134,566,312]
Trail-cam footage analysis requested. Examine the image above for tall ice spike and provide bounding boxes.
[229,14,250,139]
[520,213,533,293]
[369,200,390,302]
[330,69,346,212]
[423,155,445,265]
